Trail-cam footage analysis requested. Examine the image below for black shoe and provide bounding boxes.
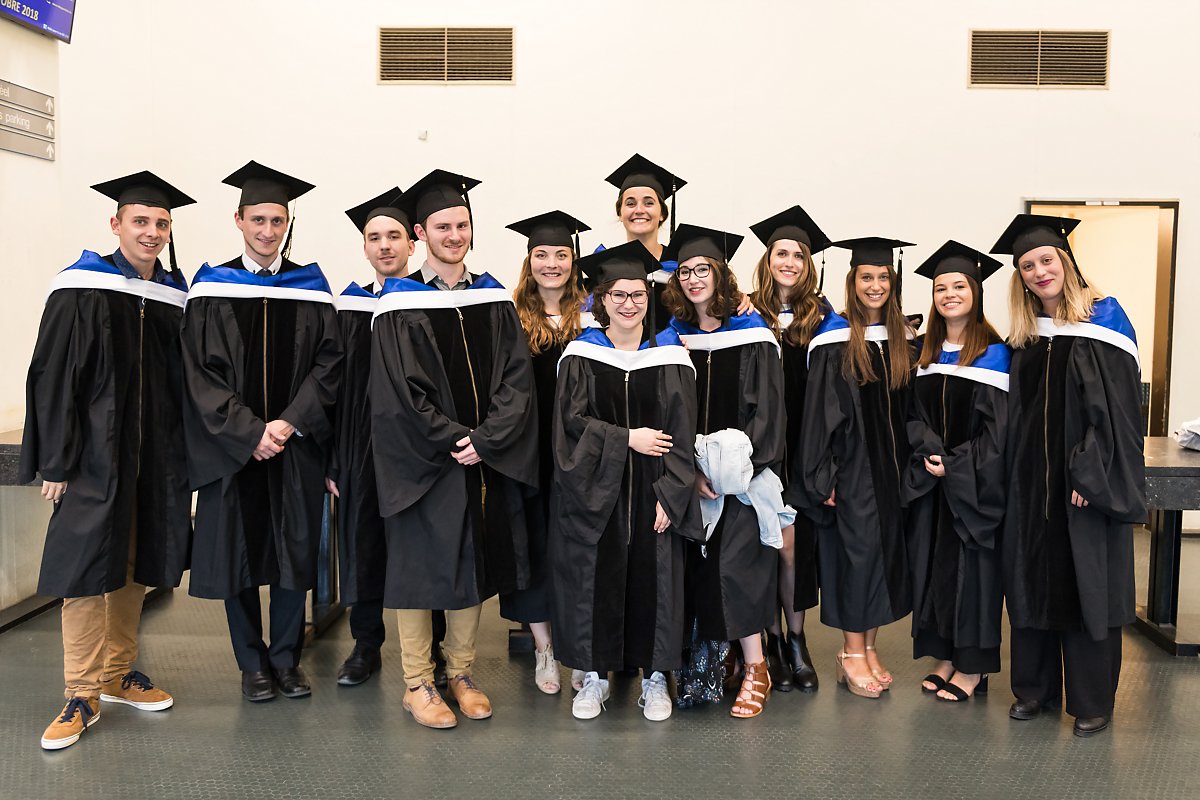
[272,667,312,698]
[337,646,382,686]
[1073,716,1110,737]
[1009,698,1052,720]
[786,631,819,692]
[765,633,793,692]
[241,670,276,702]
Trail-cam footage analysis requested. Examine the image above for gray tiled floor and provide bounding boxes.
[1,537,1198,800]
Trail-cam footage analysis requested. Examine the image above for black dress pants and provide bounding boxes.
[225,586,308,672]
[349,599,386,651]
[1009,625,1123,719]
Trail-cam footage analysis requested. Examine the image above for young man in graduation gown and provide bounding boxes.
[370,170,538,729]
[325,187,415,686]
[181,162,343,702]
[22,172,194,750]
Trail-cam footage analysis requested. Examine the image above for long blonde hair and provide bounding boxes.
[1007,248,1103,348]
[513,253,587,355]
[749,244,824,347]
[842,264,914,390]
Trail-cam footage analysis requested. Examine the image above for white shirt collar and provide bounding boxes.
[242,252,283,275]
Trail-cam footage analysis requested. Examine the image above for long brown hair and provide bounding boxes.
[513,252,587,355]
[749,244,824,347]
[660,257,739,325]
[917,274,1000,368]
[842,264,914,390]
[1007,247,1102,348]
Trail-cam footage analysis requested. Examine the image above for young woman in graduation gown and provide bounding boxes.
[799,237,917,699]
[549,242,703,722]
[503,211,593,695]
[662,225,787,719]
[749,205,835,693]
[903,242,1010,702]
[992,215,1145,737]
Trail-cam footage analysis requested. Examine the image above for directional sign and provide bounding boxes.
[0,127,54,161]
[0,100,54,139]
[0,79,54,115]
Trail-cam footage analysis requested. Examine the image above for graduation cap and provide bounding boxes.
[605,153,687,235]
[505,210,590,254]
[92,171,196,276]
[576,240,662,345]
[402,169,481,226]
[833,236,916,303]
[223,160,315,207]
[661,223,744,265]
[750,205,834,291]
[345,186,410,235]
[914,240,1003,284]
[990,213,1085,286]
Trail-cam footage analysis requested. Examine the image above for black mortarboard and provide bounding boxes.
[505,210,590,253]
[576,240,660,287]
[401,169,481,225]
[990,213,1085,287]
[914,240,1003,283]
[345,186,410,235]
[605,153,686,235]
[833,236,915,267]
[661,223,744,265]
[91,171,196,211]
[222,160,315,207]
[748,205,833,253]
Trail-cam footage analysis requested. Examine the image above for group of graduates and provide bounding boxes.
[22,152,1145,751]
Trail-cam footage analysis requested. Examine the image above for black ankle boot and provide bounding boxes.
[786,631,819,692]
[765,633,793,692]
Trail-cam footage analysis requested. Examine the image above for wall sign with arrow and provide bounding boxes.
[0,78,55,161]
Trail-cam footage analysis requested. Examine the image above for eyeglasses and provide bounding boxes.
[606,290,649,305]
[676,264,712,281]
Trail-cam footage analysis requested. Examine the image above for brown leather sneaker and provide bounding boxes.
[402,680,458,729]
[41,697,100,750]
[100,670,174,711]
[448,674,493,720]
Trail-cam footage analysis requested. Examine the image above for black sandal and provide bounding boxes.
[921,674,947,694]
[936,675,988,702]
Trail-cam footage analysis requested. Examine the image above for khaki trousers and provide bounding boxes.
[396,605,481,688]
[60,524,145,699]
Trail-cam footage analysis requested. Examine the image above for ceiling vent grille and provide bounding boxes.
[969,30,1109,88]
[379,27,514,84]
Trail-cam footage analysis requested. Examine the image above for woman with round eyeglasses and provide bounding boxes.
[502,211,592,695]
[549,241,703,723]
[661,225,787,719]
[748,205,835,694]
[991,214,1144,738]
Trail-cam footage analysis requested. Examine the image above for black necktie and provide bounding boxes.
[256,268,272,277]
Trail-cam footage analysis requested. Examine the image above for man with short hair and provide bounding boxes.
[182,161,342,703]
[23,171,195,750]
[370,169,538,728]
[326,187,415,685]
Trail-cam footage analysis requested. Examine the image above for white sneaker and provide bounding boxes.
[639,671,672,721]
[571,672,610,720]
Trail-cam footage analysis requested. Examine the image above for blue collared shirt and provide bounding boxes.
[112,248,172,285]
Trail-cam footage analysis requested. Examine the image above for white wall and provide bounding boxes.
[2,0,1199,431]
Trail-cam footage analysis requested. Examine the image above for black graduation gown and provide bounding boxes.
[1002,306,1145,641]
[328,284,386,607]
[678,323,784,642]
[182,258,343,599]
[799,326,914,631]
[370,277,538,610]
[903,342,1009,661]
[778,308,822,611]
[21,251,192,597]
[549,331,704,673]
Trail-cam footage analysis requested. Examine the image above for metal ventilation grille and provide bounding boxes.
[379,27,514,83]
[970,30,1110,88]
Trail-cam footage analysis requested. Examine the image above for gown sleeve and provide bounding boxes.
[740,341,786,475]
[369,310,471,517]
[18,290,99,483]
[469,303,538,487]
[1068,339,1147,523]
[902,379,942,506]
[940,384,1008,550]
[795,343,852,519]
[652,363,704,542]
[280,303,343,446]
[180,297,266,487]
[326,311,363,485]
[551,355,631,545]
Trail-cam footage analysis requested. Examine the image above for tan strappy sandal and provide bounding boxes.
[864,645,893,690]
[731,660,771,718]
[835,652,883,699]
